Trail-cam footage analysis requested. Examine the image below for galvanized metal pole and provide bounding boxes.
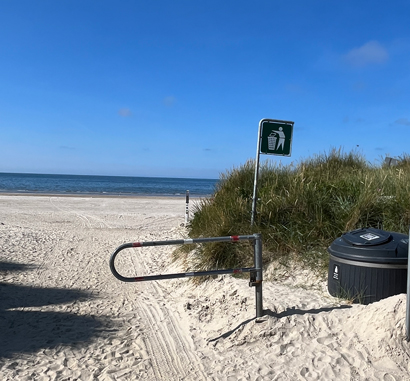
[406,226,410,341]
[251,120,264,226]
[254,233,263,318]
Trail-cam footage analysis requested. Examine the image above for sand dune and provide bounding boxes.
[0,195,409,380]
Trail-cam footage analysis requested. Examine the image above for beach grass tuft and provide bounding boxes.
[176,149,410,276]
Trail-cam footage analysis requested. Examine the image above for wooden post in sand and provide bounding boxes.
[185,190,189,225]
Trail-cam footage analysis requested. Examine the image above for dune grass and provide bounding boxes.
[176,149,410,277]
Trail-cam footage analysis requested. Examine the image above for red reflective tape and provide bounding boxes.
[132,242,143,247]
[134,277,145,281]
[231,236,240,242]
[233,269,242,274]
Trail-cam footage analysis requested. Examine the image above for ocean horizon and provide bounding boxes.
[0,172,219,197]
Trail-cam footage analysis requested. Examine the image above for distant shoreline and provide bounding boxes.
[0,173,217,199]
[0,192,205,199]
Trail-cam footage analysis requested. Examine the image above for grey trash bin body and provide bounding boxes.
[328,227,409,304]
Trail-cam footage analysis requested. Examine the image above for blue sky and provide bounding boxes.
[1,1,409,179]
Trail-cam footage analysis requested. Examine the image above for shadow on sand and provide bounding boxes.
[0,261,109,359]
[209,304,351,343]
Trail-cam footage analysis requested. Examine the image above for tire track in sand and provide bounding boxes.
[49,197,110,229]
[118,236,207,380]
[46,197,206,379]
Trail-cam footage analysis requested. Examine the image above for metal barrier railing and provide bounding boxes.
[109,233,263,318]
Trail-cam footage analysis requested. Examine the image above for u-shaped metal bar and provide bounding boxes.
[109,233,263,317]
[110,235,257,282]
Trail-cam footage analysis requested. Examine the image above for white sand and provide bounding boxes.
[0,194,409,380]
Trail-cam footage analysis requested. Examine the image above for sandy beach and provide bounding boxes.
[0,194,409,380]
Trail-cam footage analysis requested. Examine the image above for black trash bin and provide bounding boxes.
[328,227,409,304]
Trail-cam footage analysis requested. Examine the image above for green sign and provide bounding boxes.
[260,120,294,156]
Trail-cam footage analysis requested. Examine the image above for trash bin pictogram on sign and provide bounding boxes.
[268,133,277,150]
[260,120,293,156]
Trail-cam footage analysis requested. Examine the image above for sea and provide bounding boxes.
[0,172,219,197]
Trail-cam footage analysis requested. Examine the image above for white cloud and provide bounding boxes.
[163,96,176,107]
[395,118,410,126]
[344,41,388,67]
[118,108,132,117]
[284,84,304,94]
[352,81,366,91]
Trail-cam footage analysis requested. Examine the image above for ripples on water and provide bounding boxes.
[0,173,219,197]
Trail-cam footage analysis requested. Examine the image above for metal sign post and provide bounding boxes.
[251,119,294,225]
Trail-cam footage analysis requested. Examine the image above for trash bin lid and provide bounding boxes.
[328,228,409,264]
[341,228,392,246]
